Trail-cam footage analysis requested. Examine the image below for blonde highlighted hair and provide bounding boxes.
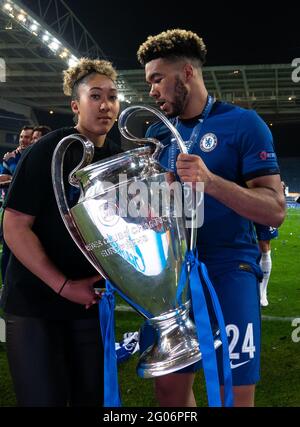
[137,29,207,67]
[63,57,117,99]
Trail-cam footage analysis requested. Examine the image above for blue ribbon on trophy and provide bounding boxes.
[99,280,152,407]
[99,280,121,407]
[100,248,233,407]
[177,250,233,407]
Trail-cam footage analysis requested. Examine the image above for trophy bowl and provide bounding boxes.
[52,107,221,378]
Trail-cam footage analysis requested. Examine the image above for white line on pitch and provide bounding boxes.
[115,305,299,322]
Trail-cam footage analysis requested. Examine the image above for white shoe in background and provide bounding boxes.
[260,295,269,307]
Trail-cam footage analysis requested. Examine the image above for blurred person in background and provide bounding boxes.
[2,126,34,175]
[254,224,278,307]
[0,125,52,283]
[31,125,52,144]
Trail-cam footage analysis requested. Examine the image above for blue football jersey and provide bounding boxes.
[3,152,22,175]
[146,101,280,273]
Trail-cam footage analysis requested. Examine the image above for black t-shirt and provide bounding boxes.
[1,127,122,319]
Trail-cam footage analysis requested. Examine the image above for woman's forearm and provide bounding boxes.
[4,210,65,292]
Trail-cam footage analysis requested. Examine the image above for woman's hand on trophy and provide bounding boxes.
[59,274,103,308]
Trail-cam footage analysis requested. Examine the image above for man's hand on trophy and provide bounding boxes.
[59,274,103,308]
[176,153,213,191]
[3,150,16,161]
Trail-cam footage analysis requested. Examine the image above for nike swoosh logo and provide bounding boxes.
[230,360,251,369]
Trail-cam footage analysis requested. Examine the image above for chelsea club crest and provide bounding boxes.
[199,133,218,152]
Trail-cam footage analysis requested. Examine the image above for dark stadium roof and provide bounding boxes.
[0,1,299,126]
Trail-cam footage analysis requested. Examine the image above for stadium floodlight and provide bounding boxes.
[49,40,60,52]
[67,56,78,67]
[117,93,131,104]
[1,0,79,67]
[17,12,25,22]
[3,2,12,11]
[42,33,50,42]
[117,79,131,104]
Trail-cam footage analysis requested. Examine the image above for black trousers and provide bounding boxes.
[5,314,103,407]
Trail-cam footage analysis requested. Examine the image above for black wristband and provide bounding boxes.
[58,278,69,295]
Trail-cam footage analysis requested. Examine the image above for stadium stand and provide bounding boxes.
[278,157,300,194]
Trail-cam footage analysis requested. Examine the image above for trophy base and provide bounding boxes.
[137,303,222,378]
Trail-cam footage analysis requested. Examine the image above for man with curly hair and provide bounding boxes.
[137,29,286,407]
[1,58,121,406]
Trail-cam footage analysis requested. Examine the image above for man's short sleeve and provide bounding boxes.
[237,110,280,181]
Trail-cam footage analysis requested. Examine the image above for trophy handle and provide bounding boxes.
[51,133,108,280]
[118,105,188,154]
[118,105,197,251]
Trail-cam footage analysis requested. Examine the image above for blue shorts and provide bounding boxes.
[139,268,261,386]
[255,224,278,241]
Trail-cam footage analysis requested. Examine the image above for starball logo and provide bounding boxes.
[0,58,6,82]
[291,58,300,83]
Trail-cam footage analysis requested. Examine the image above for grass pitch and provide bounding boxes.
[0,208,299,407]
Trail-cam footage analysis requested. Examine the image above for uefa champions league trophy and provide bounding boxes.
[51,105,221,378]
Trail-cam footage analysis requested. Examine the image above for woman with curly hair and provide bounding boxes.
[1,58,121,406]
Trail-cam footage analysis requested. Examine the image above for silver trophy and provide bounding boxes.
[52,105,221,378]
